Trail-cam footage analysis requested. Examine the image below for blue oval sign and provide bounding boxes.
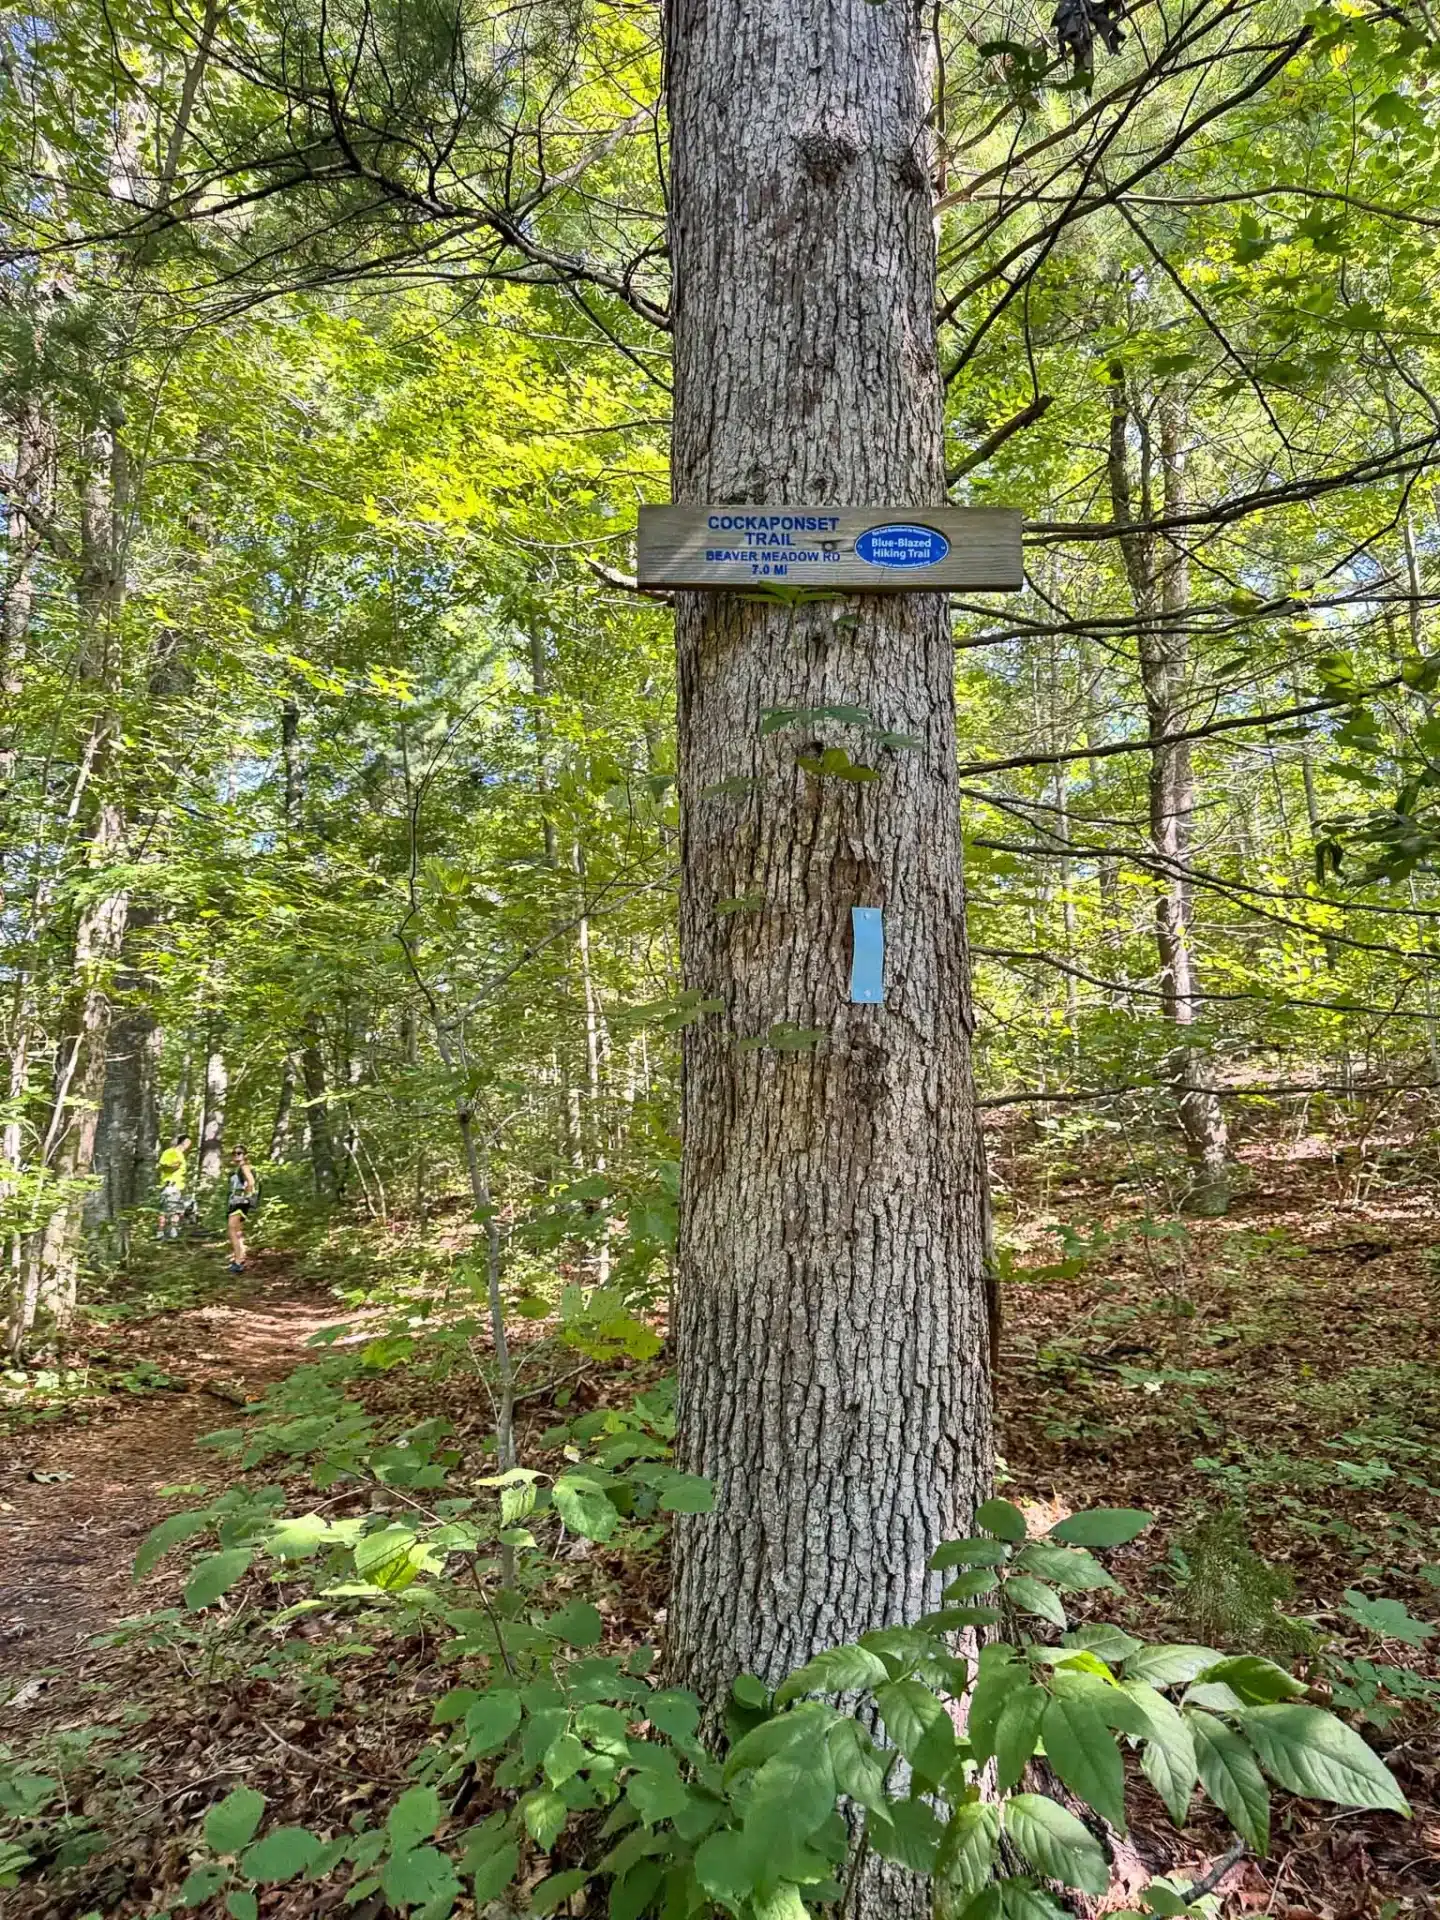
[855,522,950,569]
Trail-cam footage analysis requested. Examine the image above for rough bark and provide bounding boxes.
[13,421,132,1352]
[664,0,993,1828]
[88,905,161,1226]
[1108,372,1228,1212]
[19,806,129,1352]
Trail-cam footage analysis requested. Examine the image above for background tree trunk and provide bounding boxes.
[1108,372,1228,1212]
[87,905,160,1226]
[270,1050,298,1159]
[199,1025,228,1187]
[14,420,132,1351]
[664,0,993,1848]
[301,1021,336,1195]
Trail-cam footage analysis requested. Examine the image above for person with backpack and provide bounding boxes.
[156,1133,191,1241]
[226,1145,259,1273]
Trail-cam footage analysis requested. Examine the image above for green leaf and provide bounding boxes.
[776,1643,890,1704]
[1042,1694,1126,1832]
[955,1890,1003,1920]
[1064,1625,1142,1663]
[184,1549,252,1611]
[860,1625,946,1674]
[1014,1542,1117,1592]
[1003,1794,1109,1893]
[548,1599,604,1647]
[552,1473,620,1542]
[610,1859,666,1920]
[239,1827,323,1884]
[999,1888,1071,1920]
[1122,1645,1222,1687]
[1188,1709,1270,1852]
[1139,1876,1207,1916]
[929,1537,1009,1571]
[353,1525,425,1591]
[724,1713,814,1780]
[181,1865,229,1906]
[867,1797,945,1872]
[1341,1591,1436,1647]
[1123,1685,1198,1826]
[523,1787,570,1853]
[1049,1509,1152,1547]
[387,1786,442,1852]
[976,1498,1028,1541]
[942,1570,1000,1602]
[544,1732,587,1785]
[936,1800,1000,1896]
[644,1691,701,1741]
[1239,1704,1410,1814]
[826,1718,889,1815]
[531,1867,589,1913]
[994,1683,1049,1792]
[626,1768,692,1824]
[225,1894,258,1920]
[204,1786,266,1855]
[876,1679,956,1780]
[695,1828,764,1902]
[1004,1573,1068,1628]
[265,1512,332,1560]
[1190,1657,1306,1705]
[468,1841,518,1902]
[654,1473,714,1514]
[744,1736,837,1852]
[796,746,879,782]
[919,1605,1001,1632]
[754,1884,809,1920]
[134,1509,212,1579]
[968,1648,1028,1764]
[464,1689,523,1756]
[736,1022,828,1053]
[381,1845,459,1910]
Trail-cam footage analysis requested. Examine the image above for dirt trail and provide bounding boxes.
[0,1256,341,1680]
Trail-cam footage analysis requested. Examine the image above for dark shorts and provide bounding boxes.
[228,1200,254,1218]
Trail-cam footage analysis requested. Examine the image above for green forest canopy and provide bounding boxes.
[5,0,1440,1322]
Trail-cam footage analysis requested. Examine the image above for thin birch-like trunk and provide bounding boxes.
[1108,373,1228,1211]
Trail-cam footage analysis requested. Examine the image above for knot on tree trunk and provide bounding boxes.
[794,123,862,181]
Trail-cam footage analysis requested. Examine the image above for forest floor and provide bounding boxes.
[1,1251,344,1675]
[1,1128,1438,1917]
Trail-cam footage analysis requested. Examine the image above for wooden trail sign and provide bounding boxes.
[637,504,1022,592]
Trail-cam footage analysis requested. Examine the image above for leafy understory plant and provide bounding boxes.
[166,1500,1410,1919]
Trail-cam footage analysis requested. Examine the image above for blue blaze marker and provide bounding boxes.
[850,907,884,1004]
[855,523,950,569]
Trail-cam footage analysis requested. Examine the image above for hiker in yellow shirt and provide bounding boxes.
[156,1133,191,1241]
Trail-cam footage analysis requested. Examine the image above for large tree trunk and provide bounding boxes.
[18,809,129,1354]
[1108,374,1228,1213]
[12,421,132,1353]
[664,0,994,1832]
[87,906,160,1226]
